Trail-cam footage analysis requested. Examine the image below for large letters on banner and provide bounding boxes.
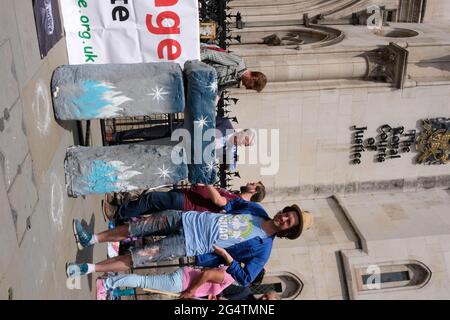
[60,0,199,65]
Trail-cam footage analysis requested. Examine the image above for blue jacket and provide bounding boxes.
[195,198,274,287]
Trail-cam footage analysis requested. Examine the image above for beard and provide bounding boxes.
[240,186,248,193]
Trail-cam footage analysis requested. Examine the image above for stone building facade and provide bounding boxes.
[226,0,450,299]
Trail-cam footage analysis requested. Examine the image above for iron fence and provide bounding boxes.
[99,0,241,190]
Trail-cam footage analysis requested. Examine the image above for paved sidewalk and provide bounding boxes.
[0,0,106,299]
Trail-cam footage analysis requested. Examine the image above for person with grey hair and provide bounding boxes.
[229,128,257,147]
[106,116,255,148]
[216,127,256,171]
[104,117,255,206]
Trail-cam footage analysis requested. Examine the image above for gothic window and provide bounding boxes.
[252,272,303,300]
[361,270,410,285]
[355,260,432,292]
[250,283,283,295]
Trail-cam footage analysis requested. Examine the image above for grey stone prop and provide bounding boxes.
[51,62,185,120]
[64,144,188,197]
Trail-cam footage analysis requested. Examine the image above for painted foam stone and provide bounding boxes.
[183,60,218,184]
[64,144,188,197]
[51,62,185,120]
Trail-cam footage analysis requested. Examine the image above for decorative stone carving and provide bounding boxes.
[262,32,305,46]
[363,42,409,89]
[244,26,344,50]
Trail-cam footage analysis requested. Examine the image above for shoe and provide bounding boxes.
[66,262,88,278]
[72,219,92,250]
[102,200,118,221]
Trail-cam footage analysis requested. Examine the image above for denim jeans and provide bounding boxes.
[118,191,185,220]
[104,268,183,293]
[128,210,187,267]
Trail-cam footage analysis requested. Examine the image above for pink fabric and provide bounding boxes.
[181,267,235,297]
[96,278,107,300]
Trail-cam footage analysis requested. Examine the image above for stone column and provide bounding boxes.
[64,144,188,197]
[361,42,409,89]
[52,62,185,120]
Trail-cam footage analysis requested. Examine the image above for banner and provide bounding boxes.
[33,0,63,58]
[60,0,200,66]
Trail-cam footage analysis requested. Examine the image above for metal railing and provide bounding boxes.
[99,0,242,191]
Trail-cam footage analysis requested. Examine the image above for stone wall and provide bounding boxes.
[266,189,450,299]
[226,0,450,301]
[229,0,400,24]
[423,0,450,22]
[231,81,450,201]
[263,197,360,299]
[227,23,450,200]
[337,189,450,299]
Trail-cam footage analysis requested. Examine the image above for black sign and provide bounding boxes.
[32,0,63,58]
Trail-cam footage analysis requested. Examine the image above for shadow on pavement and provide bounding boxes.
[75,214,96,292]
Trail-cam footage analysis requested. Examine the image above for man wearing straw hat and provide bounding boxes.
[67,188,313,287]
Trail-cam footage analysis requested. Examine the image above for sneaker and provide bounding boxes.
[102,200,118,221]
[96,277,108,300]
[72,219,92,250]
[66,262,88,278]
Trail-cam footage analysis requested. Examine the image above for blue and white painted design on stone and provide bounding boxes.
[52,63,186,120]
[196,115,210,129]
[83,160,141,194]
[155,164,173,181]
[147,86,169,104]
[183,60,218,184]
[64,144,188,197]
[206,80,218,93]
[72,80,132,119]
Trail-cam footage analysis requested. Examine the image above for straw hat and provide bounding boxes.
[283,204,313,240]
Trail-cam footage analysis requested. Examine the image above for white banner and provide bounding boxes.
[60,0,200,66]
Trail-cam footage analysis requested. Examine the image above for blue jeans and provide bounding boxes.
[128,210,187,267]
[118,191,184,220]
[104,268,183,293]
